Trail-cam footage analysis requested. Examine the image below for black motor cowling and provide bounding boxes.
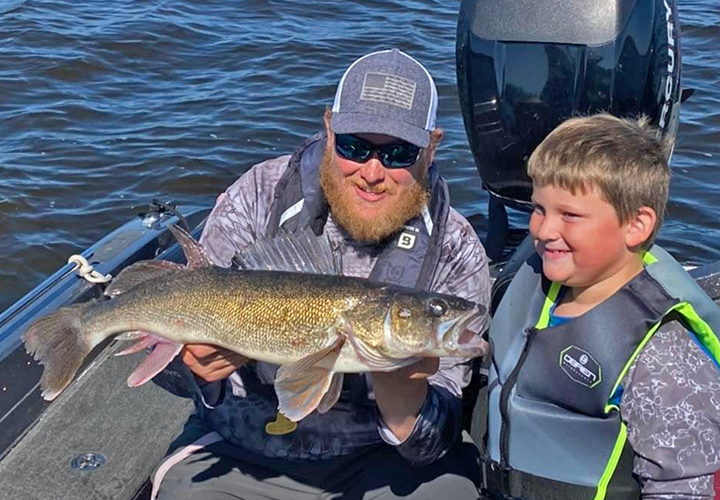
[456,0,682,221]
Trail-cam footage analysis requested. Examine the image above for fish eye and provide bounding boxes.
[398,307,412,319]
[427,298,447,317]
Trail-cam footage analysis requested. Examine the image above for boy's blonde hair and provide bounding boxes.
[527,113,672,247]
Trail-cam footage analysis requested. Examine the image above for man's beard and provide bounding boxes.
[319,146,429,243]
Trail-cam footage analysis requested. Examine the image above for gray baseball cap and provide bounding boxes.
[330,48,438,148]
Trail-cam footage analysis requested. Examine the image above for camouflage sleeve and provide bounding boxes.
[620,320,720,499]
[431,208,492,309]
[199,155,291,267]
[380,209,491,465]
[152,155,291,402]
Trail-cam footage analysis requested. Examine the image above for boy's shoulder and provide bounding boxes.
[627,316,719,384]
[620,318,720,491]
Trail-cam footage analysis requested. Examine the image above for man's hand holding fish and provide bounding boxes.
[181,344,249,384]
[371,357,440,441]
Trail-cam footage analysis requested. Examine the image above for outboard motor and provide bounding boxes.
[457,0,684,263]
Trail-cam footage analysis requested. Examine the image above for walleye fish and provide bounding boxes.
[23,225,487,421]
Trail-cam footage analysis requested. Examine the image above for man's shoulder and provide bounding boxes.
[224,155,292,199]
[430,206,490,302]
[443,207,481,248]
[201,155,292,262]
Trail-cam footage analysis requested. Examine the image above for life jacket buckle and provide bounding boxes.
[480,456,515,499]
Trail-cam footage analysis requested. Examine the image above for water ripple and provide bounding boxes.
[0,0,718,310]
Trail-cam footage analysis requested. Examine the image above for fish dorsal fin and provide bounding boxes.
[233,228,341,276]
[105,260,185,298]
[168,224,212,269]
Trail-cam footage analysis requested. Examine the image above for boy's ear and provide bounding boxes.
[625,206,657,248]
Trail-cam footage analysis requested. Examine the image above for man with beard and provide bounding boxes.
[151,49,491,500]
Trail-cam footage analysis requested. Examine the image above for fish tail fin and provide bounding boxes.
[23,304,94,401]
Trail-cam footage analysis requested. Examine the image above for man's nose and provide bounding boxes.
[359,156,386,183]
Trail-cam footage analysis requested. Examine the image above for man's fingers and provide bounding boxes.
[375,357,440,381]
[194,350,233,366]
[183,344,220,361]
[181,345,249,382]
[182,344,246,366]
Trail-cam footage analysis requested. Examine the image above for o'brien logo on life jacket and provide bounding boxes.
[659,0,678,130]
[559,346,602,389]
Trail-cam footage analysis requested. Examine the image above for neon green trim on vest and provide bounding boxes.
[610,301,720,401]
[593,418,628,500]
[643,248,720,362]
[591,316,665,500]
[642,250,658,265]
[536,281,562,329]
[674,302,720,363]
[608,313,668,408]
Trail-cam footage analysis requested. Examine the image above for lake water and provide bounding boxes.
[1,0,719,312]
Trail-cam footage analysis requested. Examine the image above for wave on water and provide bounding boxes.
[0,0,27,15]
[0,0,718,310]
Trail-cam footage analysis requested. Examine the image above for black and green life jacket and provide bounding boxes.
[483,246,720,500]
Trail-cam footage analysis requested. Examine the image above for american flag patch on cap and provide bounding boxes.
[360,72,416,110]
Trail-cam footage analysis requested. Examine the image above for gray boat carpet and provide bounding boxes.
[0,341,193,500]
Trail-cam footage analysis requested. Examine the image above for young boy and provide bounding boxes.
[481,114,720,499]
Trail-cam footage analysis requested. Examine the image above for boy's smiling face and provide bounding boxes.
[529,182,645,301]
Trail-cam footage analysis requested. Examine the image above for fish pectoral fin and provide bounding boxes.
[275,338,344,422]
[105,260,185,298]
[126,341,184,387]
[275,366,335,422]
[317,372,343,414]
[276,336,344,382]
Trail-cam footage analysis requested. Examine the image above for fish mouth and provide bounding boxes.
[439,304,488,358]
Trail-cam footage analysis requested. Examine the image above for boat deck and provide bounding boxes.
[0,339,192,500]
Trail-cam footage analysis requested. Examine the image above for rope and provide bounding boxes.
[67,255,112,284]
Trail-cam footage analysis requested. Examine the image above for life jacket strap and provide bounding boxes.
[481,455,598,500]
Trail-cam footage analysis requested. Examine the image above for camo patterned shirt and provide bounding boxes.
[154,154,491,465]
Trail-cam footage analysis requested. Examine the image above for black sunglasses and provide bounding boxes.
[334,134,421,169]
